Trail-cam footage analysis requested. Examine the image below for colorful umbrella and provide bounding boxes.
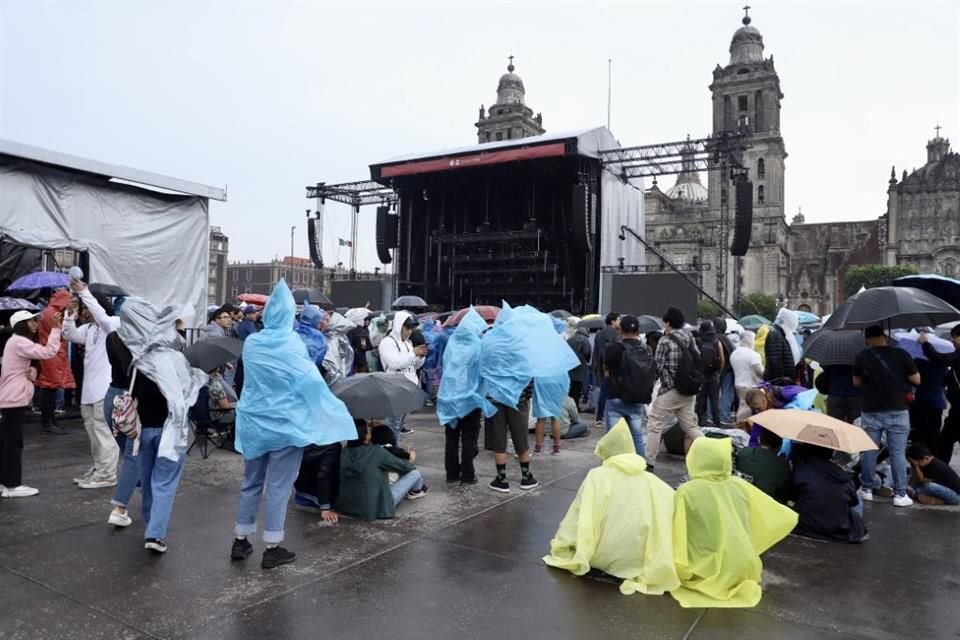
[236,293,268,306]
[444,305,499,328]
[6,271,70,292]
[0,297,40,311]
[794,310,820,326]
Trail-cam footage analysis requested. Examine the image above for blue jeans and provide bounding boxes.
[595,378,608,421]
[138,427,187,541]
[111,437,142,508]
[916,482,960,505]
[718,370,735,422]
[385,414,407,442]
[235,446,304,544]
[103,386,125,452]
[859,410,909,497]
[390,468,423,507]
[605,398,647,457]
[561,422,588,439]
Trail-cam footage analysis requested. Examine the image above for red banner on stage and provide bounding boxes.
[378,142,567,178]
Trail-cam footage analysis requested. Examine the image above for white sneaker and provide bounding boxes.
[858,488,874,502]
[78,476,117,490]
[893,494,914,507]
[108,510,133,527]
[1,485,39,498]
[73,468,96,484]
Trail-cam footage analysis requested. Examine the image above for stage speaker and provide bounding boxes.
[730,178,753,256]
[571,184,594,253]
[376,205,398,264]
[307,217,323,269]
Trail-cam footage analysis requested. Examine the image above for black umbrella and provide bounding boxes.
[801,329,865,367]
[292,289,334,309]
[550,309,572,319]
[637,315,665,333]
[392,295,428,310]
[88,283,129,297]
[578,317,605,331]
[184,337,244,372]
[823,286,960,330]
[330,372,427,419]
[893,274,960,309]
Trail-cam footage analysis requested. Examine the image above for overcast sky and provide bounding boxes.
[1,1,957,272]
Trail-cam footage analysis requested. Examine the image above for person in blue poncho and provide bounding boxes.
[294,302,328,368]
[230,280,355,570]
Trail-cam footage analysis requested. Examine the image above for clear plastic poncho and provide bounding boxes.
[437,308,495,427]
[672,437,798,608]
[295,303,327,367]
[479,304,580,408]
[321,311,357,384]
[235,280,356,460]
[543,421,680,595]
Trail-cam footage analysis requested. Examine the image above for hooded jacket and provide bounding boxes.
[35,290,76,390]
[337,441,417,521]
[295,303,328,368]
[567,328,592,383]
[63,286,121,405]
[763,309,800,382]
[543,421,680,596]
[378,311,424,385]
[672,437,798,608]
[322,312,357,384]
[790,452,867,543]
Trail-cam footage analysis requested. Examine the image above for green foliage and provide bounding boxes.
[696,299,720,320]
[844,264,919,298]
[735,292,779,320]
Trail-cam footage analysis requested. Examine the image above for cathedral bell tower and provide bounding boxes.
[475,57,545,144]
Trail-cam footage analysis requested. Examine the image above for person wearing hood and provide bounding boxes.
[34,289,76,434]
[695,320,725,428]
[230,280,356,569]
[671,437,798,608]
[789,443,867,543]
[378,311,427,441]
[566,323,592,407]
[337,419,428,521]
[295,303,328,368]
[714,317,737,423]
[345,308,372,374]
[543,420,680,596]
[367,314,389,372]
[763,309,800,383]
[321,311,357,385]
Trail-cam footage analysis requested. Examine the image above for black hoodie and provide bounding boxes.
[791,456,867,543]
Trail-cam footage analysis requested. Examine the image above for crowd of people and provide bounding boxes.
[1,277,958,598]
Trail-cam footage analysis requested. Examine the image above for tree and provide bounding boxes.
[843,264,919,298]
[735,292,778,320]
[697,299,720,320]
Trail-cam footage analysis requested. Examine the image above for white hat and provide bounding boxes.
[9,310,40,328]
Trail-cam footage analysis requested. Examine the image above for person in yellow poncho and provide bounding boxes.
[542,420,680,596]
[754,324,770,368]
[671,436,798,608]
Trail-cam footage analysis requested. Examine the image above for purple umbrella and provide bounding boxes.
[6,271,70,293]
[0,297,40,311]
[892,331,955,361]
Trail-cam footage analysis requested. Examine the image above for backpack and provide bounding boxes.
[699,338,722,375]
[616,342,657,404]
[668,333,704,396]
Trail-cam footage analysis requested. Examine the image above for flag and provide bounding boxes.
[338,238,353,247]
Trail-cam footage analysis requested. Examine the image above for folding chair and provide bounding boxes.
[187,386,233,459]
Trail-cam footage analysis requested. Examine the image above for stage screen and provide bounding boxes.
[331,280,391,310]
[607,273,699,320]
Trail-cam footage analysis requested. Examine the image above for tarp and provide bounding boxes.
[600,169,645,269]
[0,156,209,321]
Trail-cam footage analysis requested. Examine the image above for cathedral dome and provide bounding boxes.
[729,15,764,65]
[665,180,709,203]
[496,58,526,105]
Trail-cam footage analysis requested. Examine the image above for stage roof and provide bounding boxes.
[370,126,618,182]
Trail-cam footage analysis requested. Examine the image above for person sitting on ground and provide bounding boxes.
[337,419,428,521]
[293,442,342,523]
[206,368,237,430]
[907,444,960,505]
[543,420,680,596]
[558,394,587,439]
[789,443,867,543]
[671,437,798,608]
[734,427,791,502]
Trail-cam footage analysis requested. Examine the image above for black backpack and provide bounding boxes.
[668,333,704,396]
[616,342,657,404]
[698,338,722,375]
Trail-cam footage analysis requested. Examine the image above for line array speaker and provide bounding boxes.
[376,205,398,264]
[571,184,594,253]
[307,218,323,269]
[730,177,753,256]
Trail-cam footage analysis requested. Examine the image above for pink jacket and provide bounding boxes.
[0,329,62,409]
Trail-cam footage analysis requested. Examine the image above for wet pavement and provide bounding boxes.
[1,410,958,640]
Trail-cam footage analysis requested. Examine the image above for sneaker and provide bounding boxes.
[520,474,540,490]
[73,467,96,484]
[231,537,253,560]
[144,538,168,554]
[893,494,914,508]
[108,510,132,527]
[406,485,429,500]
[43,424,67,435]
[551,444,560,456]
[533,444,543,455]
[858,488,874,502]
[78,476,117,490]
[292,493,323,513]
[261,546,296,569]
[0,485,39,498]
[489,477,510,493]
[400,426,415,435]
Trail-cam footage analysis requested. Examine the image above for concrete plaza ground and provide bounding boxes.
[1,409,958,640]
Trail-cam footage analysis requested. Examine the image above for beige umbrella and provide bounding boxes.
[749,409,878,454]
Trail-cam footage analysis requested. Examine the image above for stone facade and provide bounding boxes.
[475,58,545,144]
[208,226,229,305]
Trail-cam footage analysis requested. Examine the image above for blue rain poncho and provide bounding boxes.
[235,280,356,460]
[480,304,580,408]
[532,374,571,419]
[437,308,495,426]
[295,303,327,367]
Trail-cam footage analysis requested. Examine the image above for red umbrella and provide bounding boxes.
[443,305,500,328]
[237,293,268,306]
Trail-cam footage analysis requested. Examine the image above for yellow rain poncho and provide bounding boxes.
[671,437,797,608]
[754,324,770,367]
[542,421,680,596]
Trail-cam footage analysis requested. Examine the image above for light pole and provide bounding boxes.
[290,226,296,262]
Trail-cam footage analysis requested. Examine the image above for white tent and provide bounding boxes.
[0,139,226,321]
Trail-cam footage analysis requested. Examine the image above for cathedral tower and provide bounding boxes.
[475,57,545,144]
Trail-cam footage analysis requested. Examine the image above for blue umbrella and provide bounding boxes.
[794,310,820,326]
[0,297,40,311]
[7,271,70,292]
[893,274,960,309]
[892,331,955,361]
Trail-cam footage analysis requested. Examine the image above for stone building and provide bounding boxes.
[226,256,323,299]
[475,57,545,144]
[208,226,229,305]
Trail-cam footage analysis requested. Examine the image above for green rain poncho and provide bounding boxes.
[542,421,680,596]
[671,437,798,608]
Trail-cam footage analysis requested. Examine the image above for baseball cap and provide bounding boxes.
[9,310,40,328]
[620,315,640,334]
[242,305,257,314]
